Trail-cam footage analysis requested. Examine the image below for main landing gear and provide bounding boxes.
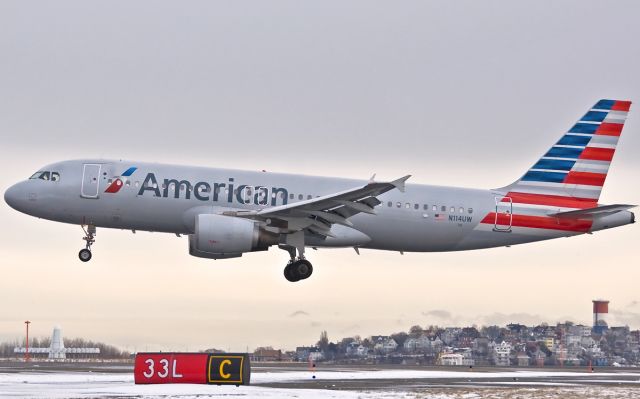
[280,242,313,283]
[284,258,313,282]
[78,225,96,262]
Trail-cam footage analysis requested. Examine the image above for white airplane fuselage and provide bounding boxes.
[5,159,633,253]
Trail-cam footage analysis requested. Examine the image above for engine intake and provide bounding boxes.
[189,214,278,259]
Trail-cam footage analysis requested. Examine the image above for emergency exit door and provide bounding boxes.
[494,196,512,232]
[81,164,102,198]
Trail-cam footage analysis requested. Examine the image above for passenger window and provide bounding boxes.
[388,201,392,207]
[290,193,294,200]
[396,202,401,208]
[307,195,312,200]
[51,172,60,182]
[468,208,473,214]
[423,204,428,211]
[298,194,303,200]
[432,205,437,211]
[459,207,464,213]
[414,204,419,210]
[405,203,410,209]
[39,171,50,181]
[441,206,446,212]
[450,207,455,213]
[126,181,131,187]
[135,181,139,187]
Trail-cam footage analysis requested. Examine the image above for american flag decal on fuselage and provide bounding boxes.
[480,99,631,233]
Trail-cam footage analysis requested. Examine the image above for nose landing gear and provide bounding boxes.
[78,225,96,262]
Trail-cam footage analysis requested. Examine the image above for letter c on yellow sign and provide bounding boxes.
[219,359,231,379]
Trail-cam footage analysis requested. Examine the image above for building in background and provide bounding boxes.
[14,326,99,360]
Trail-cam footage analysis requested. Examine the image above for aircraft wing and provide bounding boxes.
[224,175,410,236]
[550,204,636,219]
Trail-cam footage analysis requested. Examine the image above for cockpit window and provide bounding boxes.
[29,171,60,182]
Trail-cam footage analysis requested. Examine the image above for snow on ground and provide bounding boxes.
[1,370,640,399]
[3,372,359,399]
[250,369,640,383]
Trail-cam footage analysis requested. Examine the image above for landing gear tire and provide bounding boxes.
[284,263,300,282]
[295,259,313,280]
[79,225,96,262]
[283,259,313,282]
[78,248,92,262]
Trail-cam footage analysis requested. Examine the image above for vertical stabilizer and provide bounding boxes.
[498,99,631,208]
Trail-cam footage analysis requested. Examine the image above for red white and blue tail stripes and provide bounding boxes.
[502,99,629,203]
[483,100,631,233]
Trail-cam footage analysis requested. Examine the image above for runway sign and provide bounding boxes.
[134,352,250,385]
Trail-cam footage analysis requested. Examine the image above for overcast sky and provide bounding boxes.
[1,0,639,352]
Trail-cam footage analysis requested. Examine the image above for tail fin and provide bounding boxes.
[498,99,631,208]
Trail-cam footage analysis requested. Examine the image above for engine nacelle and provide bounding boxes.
[188,214,278,259]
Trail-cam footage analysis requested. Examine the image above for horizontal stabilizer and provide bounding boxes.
[550,204,636,219]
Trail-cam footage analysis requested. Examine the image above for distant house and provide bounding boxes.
[345,341,360,357]
[295,346,321,362]
[440,353,464,366]
[404,334,433,352]
[251,348,283,362]
[492,341,512,366]
[403,338,419,352]
[440,349,474,367]
[346,341,369,358]
[356,345,369,357]
[531,349,547,366]
[516,352,530,367]
[440,328,461,346]
[371,336,398,353]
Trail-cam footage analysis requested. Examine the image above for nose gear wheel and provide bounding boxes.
[79,225,96,263]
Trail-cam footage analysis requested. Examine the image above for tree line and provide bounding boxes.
[0,337,130,359]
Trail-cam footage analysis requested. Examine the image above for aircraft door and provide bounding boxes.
[494,196,512,232]
[81,163,102,198]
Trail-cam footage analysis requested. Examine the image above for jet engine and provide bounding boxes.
[188,214,279,259]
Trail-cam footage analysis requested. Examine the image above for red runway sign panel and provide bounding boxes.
[134,352,250,385]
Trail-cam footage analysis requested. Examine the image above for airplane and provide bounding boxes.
[4,99,636,282]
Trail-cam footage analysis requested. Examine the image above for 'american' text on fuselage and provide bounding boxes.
[136,173,289,206]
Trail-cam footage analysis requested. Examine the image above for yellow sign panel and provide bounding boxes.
[208,355,245,384]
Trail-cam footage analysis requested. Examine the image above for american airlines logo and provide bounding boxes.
[136,172,289,206]
[105,167,138,194]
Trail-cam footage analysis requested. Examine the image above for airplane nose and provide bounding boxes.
[4,183,24,211]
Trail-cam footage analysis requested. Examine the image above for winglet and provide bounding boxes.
[391,175,411,193]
